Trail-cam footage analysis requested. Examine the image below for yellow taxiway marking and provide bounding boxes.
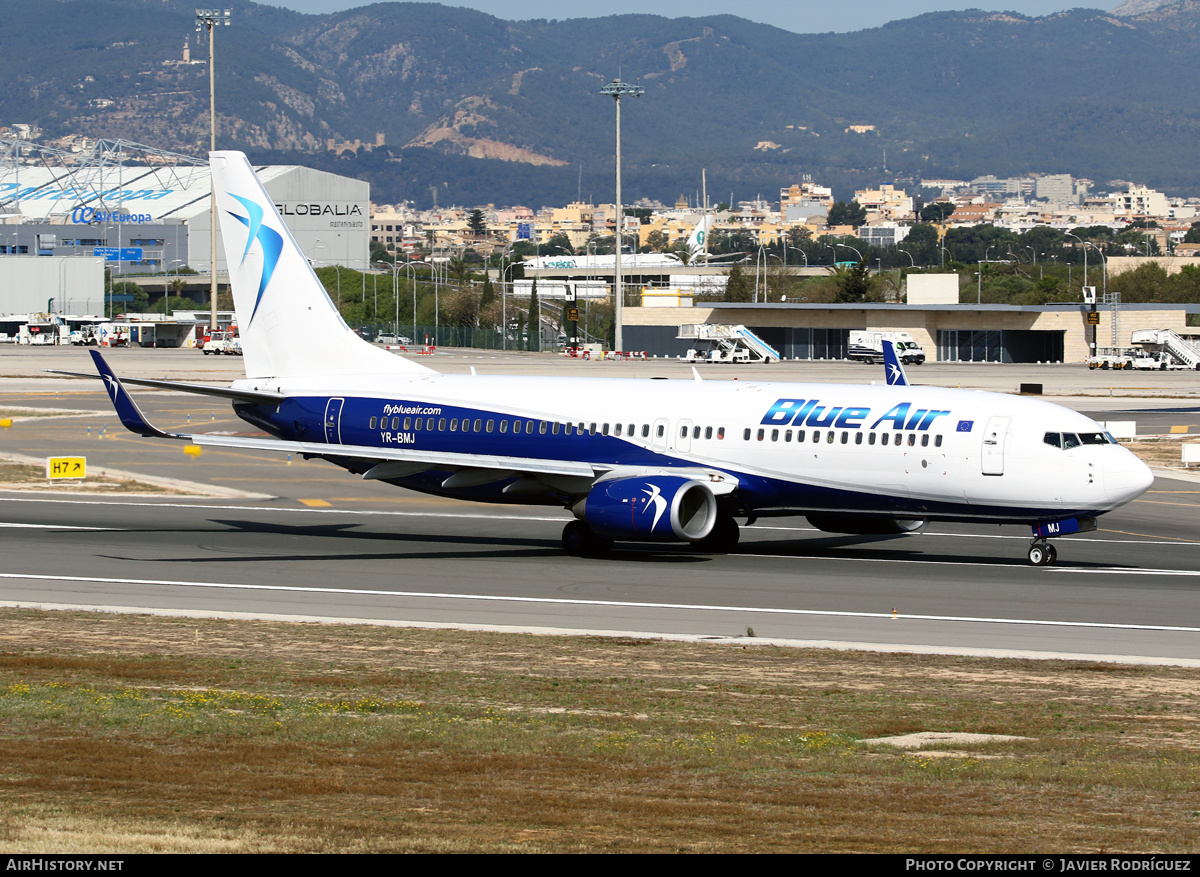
[1132,499,1200,508]
[298,498,331,508]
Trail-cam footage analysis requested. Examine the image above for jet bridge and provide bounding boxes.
[678,323,782,364]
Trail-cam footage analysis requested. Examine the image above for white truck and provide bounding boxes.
[848,330,926,365]
[202,330,242,355]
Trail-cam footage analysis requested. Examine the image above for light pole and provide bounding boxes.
[600,77,643,353]
[897,249,915,269]
[196,8,231,337]
[1063,231,1087,290]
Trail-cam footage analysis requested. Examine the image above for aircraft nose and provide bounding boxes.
[1105,447,1154,505]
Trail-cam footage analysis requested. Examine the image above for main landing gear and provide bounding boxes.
[561,520,613,557]
[1027,540,1058,566]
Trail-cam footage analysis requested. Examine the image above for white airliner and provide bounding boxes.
[78,152,1153,566]
[521,216,740,271]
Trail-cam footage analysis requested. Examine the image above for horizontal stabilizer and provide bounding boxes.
[47,368,286,404]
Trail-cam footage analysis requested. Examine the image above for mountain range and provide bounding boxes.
[4,0,1200,207]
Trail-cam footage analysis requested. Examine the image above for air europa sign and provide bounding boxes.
[71,207,155,224]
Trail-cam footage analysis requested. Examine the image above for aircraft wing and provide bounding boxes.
[85,349,737,495]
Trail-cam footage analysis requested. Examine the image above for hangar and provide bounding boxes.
[0,139,368,313]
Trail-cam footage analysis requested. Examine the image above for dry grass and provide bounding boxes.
[1125,439,1200,470]
[0,609,1197,852]
[0,462,171,493]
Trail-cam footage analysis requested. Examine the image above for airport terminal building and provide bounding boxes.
[0,140,369,315]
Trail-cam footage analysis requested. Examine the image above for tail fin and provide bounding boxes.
[686,215,713,260]
[209,151,432,380]
[882,340,909,386]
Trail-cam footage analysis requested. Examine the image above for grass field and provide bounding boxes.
[0,608,1196,852]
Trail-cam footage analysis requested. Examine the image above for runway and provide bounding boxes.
[1,488,1198,665]
[2,347,1199,666]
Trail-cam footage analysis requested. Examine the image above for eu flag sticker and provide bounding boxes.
[957,420,974,432]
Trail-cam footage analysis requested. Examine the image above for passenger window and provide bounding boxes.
[404,417,412,430]
[426,418,434,431]
[757,428,765,441]
[705,426,713,440]
[565,423,573,435]
[589,423,597,435]
[657,425,665,438]
[642,424,650,438]
[812,430,820,443]
[540,422,548,435]
[486,419,494,433]
[602,423,610,436]
[771,429,779,442]
[717,427,725,440]
[449,418,458,432]
[869,432,876,445]
[680,425,688,438]
[827,431,835,444]
[474,419,482,432]
[370,416,378,429]
[693,426,701,439]
[615,423,623,436]
[881,433,888,446]
[841,431,848,444]
[921,434,928,447]
[855,433,863,445]
[935,435,943,447]
[392,417,400,430]
[907,433,915,446]
[438,418,447,431]
[743,428,751,440]
[526,420,534,434]
[628,424,634,436]
[500,420,508,434]
[414,418,423,432]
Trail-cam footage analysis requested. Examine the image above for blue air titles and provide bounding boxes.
[761,399,950,431]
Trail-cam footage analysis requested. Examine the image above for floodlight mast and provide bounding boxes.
[599,78,643,354]
[196,8,231,335]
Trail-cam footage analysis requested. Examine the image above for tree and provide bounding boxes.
[903,224,940,266]
[544,233,574,255]
[1183,222,1200,244]
[826,200,867,228]
[467,208,487,237]
[920,202,955,223]
[829,262,871,303]
[527,277,540,351]
[644,229,668,253]
[724,263,752,302]
[479,273,496,313]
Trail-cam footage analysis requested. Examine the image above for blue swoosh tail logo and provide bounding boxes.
[228,193,284,324]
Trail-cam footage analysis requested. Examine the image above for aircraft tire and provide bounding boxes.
[693,515,740,553]
[562,520,612,557]
[1028,542,1057,566]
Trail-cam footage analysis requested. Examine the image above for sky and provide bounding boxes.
[256,1,1110,35]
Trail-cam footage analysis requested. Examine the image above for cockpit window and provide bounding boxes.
[1045,431,1116,449]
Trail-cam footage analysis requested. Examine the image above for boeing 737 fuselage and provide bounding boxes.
[78,153,1153,566]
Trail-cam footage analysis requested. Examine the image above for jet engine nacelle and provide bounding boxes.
[806,513,926,536]
[576,475,718,542]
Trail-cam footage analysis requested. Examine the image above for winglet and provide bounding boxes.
[881,340,909,387]
[89,350,184,439]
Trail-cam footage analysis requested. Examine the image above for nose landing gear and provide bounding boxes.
[1027,540,1058,566]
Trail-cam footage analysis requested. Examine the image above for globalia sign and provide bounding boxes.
[71,207,155,224]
